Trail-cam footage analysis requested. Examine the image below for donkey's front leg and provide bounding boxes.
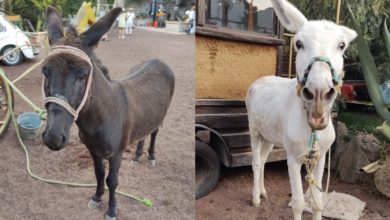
[310,152,326,220]
[287,154,305,220]
[88,154,105,209]
[106,153,123,220]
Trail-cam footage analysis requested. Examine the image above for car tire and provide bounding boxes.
[1,45,23,66]
[196,140,221,199]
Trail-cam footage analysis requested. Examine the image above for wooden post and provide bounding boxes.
[336,0,341,24]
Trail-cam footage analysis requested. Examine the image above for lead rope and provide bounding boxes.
[9,107,152,208]
[299,129,331,211]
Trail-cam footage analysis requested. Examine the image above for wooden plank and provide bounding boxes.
[196,0,206,26]
[196,99,245,107]
[196,106,247,114]
[196,26,285,46]
[231,148,287,167]
[222,132,251,148]
[196,113,248,129]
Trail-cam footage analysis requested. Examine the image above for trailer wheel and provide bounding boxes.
[196,140,220,199]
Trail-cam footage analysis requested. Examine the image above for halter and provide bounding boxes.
[42,45,93,121]
[296,56,340,95]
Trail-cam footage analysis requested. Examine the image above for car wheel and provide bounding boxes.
[1,45,23,66]
[196,140,221,199]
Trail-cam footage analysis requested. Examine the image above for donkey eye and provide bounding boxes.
[295,40,304,50]
[338,42,345,50]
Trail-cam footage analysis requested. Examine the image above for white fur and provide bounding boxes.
[246,1,357,219]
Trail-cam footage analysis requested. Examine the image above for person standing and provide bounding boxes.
[126,8,135,35]
[117,8,126,39]
[186,6,196,34]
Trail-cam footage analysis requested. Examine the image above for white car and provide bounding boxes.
[0,15,35,66]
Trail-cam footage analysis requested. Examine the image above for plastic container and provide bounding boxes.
[16,112,43,139]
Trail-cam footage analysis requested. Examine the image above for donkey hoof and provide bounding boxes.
[105,215,116,220]
[148,159,156,167]
[87,199,101,209]
[130,160,140,166]
[252,198,261,207]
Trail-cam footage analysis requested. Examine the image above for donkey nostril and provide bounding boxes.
[302,87,314,100]
[325,88,336,100]
[61,135,66,144]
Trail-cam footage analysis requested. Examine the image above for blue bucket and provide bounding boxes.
[16,112,43,140]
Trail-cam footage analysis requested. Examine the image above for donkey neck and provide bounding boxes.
[76,61,128,129]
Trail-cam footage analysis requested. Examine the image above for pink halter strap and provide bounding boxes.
[42,45,93,121]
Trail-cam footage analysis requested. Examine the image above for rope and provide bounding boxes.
[299,129,332,211]
[10,109,152,208]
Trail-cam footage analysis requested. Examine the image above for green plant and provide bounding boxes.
[348,1,390,139]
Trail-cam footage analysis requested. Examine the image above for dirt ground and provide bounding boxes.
[0,28,194,219]
[196,161,390,220]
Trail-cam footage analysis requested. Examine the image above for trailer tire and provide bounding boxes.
[196,140,220,199]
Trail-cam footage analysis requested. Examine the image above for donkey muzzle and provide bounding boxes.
[43,129,67,151]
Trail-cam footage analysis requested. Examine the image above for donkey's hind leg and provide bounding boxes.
[260,140,273,199]
[130,140,145,165]
[251,129,273,207]
[251,130,262,207]
[147,129,159,167]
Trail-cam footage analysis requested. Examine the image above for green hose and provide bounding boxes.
[1,68,152,208]
[10,97,152,208]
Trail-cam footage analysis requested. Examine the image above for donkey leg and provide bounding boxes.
[148,129,159,167]
[250,130,262,207]
[106,153,123,220]
[88,154,105,209]
[287,154,305,220]
[259,140,273,199]
[131,140,144,165]
[310,152,326,220]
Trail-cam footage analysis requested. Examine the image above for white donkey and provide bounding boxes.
[246,0,357,219]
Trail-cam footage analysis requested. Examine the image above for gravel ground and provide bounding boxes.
[196,161,390,220]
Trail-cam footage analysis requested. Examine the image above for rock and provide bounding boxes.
[331,122,349,170]
[359,134,381,162]
[374,161,390,198]
[337,134,381,184]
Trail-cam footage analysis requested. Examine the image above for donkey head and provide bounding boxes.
[271,0,357,130]
[42,6,121,151]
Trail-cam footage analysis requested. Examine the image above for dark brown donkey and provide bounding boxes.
[42,6,175,220]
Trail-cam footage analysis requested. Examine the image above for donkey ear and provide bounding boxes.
[80,7,122,48]
[340,26,357,43]
[46,6,64,45]
[271,0,308,33]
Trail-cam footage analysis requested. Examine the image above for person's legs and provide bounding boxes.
[129,22,133,34]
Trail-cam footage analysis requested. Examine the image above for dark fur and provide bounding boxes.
[42,6,175,218]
